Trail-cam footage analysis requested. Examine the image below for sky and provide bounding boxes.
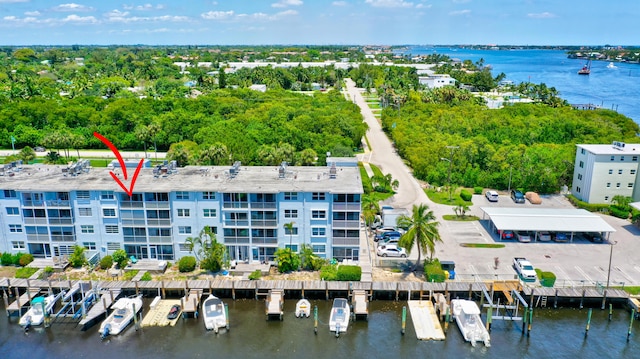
[0,0,637,46]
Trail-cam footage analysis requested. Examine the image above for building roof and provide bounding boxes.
[481,207,616,233]
[578,142,640,155]
[0,163,363,194]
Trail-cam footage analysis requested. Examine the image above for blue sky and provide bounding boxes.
[0,0,637,46]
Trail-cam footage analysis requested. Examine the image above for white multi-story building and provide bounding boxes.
[0,161,362,263]
[572,141,640,203]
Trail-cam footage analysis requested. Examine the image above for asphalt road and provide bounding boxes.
[345,78,640,288]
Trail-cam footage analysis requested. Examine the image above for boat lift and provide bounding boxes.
[480,283,533,335]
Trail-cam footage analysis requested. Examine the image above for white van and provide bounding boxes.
[485,190,499,202]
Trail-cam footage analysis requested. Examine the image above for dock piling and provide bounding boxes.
[225,303,230,330]
[314,305,318,334]
[585,308,592,337]
[444,306,450,332]
[401,305,406,335]
[628,309,634,341]
[528,306,533,336]
[609,303,613,321]
[486,305,493,332]
[601,290,607,310]
[3,290,8,317]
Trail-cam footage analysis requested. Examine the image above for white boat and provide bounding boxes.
[295,299,311,318]
[202,294,228,333]
[328,298,350,336]
[451,299,491,347]
[19,294,56,329]
[99,295,143,339]
[607,62,617,69]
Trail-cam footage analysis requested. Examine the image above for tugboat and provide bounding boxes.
[578,59,591,75]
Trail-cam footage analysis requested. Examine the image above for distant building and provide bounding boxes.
[419,74,456,89]
[249,84,267,92]
[572,142,640,203]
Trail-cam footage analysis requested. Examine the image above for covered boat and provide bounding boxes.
[19,295,56,329]
[203,294,228,333]
[99,295,143,339]
[328,298,350,337]
[451,299,490,347]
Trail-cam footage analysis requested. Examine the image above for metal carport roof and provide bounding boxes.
[481,207,616,233]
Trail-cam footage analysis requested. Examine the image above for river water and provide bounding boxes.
[2,297,640,358]
[404,47,640,123]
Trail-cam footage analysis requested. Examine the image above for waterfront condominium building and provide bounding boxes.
[0,160,363,264]
[572,142,640,204]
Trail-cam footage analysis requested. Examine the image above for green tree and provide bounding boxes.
[397,203,442,272]
[18,146,36,163]
[112,249,129,269]
[199,227,227,272]
[274,247,300,273]
[69,245,86,268]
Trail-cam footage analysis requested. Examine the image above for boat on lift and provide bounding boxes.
[451,299,491,347]
[19,294,59,330]
[99,295,143,339]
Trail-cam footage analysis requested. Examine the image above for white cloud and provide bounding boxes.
[24,11,41,16]
[53,3,95,12]
[0,0,29,3]
[527,12,556,19]
[416,3,431,9]
[272,0,303,8]
[201,10,234,20]
[449,9,470,16]
[123,3,165,11]
[61,14,98,24]
[106,14,189,23]
[332,1,347,6]
[365,0,413,8]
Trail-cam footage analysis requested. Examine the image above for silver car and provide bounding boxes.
[376,244,407,258]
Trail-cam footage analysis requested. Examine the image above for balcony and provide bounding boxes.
[332,220,360,229]
[51,235,76,242]
[148,236,172,244]
[147,219,171,226]
[26,234,49,242]
[46,200,71,207]
[120,201,144,209]
[224,220,249,227]
[251,220,277,227]
[48,218,74,225]
[250,202,277,209]
[223,236,250,244]
[332,237,360,246]
[332,203,360,211]
[122,219,147,226]
[251,237,278,244]
[144,201,170,209]
[223,202,249,209]
[23,200,44,207]
[24,218,48,225]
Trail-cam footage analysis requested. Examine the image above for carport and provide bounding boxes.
[481,207,616,242]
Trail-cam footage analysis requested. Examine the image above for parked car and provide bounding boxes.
[485,190,499,202]
[584,232,603,242]
[525,191,542,204]
[511,189,525,203]
[167,304,181,320]
[537,231,551,242]
[34,146,46,152]
[374,227,397,241]
[516,231,532,243]
[376,244,407,258]
[554,232,569,242]
[501,230,515,240]
[378,236,400,247]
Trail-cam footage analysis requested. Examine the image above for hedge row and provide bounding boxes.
[319,264,362,281]
[459,189,472,201]
[424,259,446,283]
[0,252,33,267]
[535,268,557,287]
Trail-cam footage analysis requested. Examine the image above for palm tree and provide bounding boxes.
[397,203,442,272]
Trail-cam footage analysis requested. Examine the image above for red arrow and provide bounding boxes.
[93,132,144,197]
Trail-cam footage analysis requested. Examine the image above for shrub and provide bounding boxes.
[320,264,338,281]
[123,270,139,281]
[69,245,86,268]
[248,270,262,280]
[536,269,557,287]
[140,272,152,281]
[44,266,54,274]
[566,194,610,213]
[1,252,12,266]
[609,206,630,219]
[100,255,114,270]
[459,189,472,201]
[424,259,446,283]
[19,253,34,267]
[473,186,483,195]
[12,253,24,266]
[336,265,362,281]
[112,249,129,269]
[178,256,197,272]
[15,267,38,279]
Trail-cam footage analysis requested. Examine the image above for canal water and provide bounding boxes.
[1,298,640,358]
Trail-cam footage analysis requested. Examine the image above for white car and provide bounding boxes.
[376,244,407,258]
[516,231,532,243]
[485,190,499,202]
[538,231,551,242]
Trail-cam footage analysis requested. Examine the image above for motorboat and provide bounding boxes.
[607,62,617,69]
[328,298,350,336]
[202,294,228,333]
[99,295,143,339]
[451,299,490,347]
[19,294,57,330]
[578,59,591,75]
[295,299,311,318]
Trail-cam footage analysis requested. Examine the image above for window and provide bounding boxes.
[605,196,609,201]
[621,156,625,162]
[203,209,217,217]
[312,245,326,254]
[178,226,192,234]
[78,208,92,216]
[284,192,298,200]
[609,169,613,174]
[312,210,326,219]
[611,156,615,161]
[4,190,16,198]
[83,242,96,251]
[179,243,191,252]
[81,225,94,234]
[581,148,585,155]
[105,225,119,234]
[76,191,90,199]
[619,169,623,174]
[312,192,326,200]
[285,244,298,251]
[579,161,584,168]
[203,191,216,200]
[634,156,638,162]
[632,169,637,175]
[312,227,326,236]
[576,187,581,193]
[577,174,583,180]
[6,207,19,215]
[9,224,22,233]
[284,226,298,235]
[11,241,25,250]
[616,183,621,188]
[107,242,120,250]
[284,209,298,218]
[103,208,116,217]
[176,191,189,200]
[606,182,611,188]
[629,183,634,188]
[101,191,114,200]
[177,208,190,217]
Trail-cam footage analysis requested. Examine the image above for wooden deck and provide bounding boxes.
[181,289,203,316]
[265,289,284,320]
[351,289,368,319]
[407,300,445,341]
[78,289,121,328]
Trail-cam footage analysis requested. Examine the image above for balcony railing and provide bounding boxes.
[251,237,278,244]
[46,200,70,207]
[250,202,277,209]
[224,220,249,227]
[24,218,48,225]
[23,200,44,207]
[26,234,49,242]
[332,203,360,211]
[223,236,250,244]
[251,220,277,227]
[148,236,172,244]
[147,219,171,226]
[223,202,249,209]
[332,220,360,229]
[120,201,144,208]
[48,218,73,225]
[51,235,76,242]
[144,202,170,209]
[332,237,360,246]
[122,219,147,226]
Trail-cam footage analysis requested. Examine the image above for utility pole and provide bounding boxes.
[444,145,459,202]
[606,240,617,290]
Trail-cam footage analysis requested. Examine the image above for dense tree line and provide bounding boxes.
[382,100,640,193]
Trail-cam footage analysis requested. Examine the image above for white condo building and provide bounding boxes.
[572,141,640,204]
[0,161,362,264]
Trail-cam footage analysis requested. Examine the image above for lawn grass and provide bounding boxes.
[442,214,480,221]
[15,267,39,279]
[460,243,506,248]
[621,286,640,295]
[426,188,473,207]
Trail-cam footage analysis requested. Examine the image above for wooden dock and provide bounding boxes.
[181,289,203,317]
[78,289,121,329]
[141,298,181,327]
[5,287,42,316]
[492,281,521,305]
[407,300,445,341]
[351,289,368,320]
[265,289,284,320]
